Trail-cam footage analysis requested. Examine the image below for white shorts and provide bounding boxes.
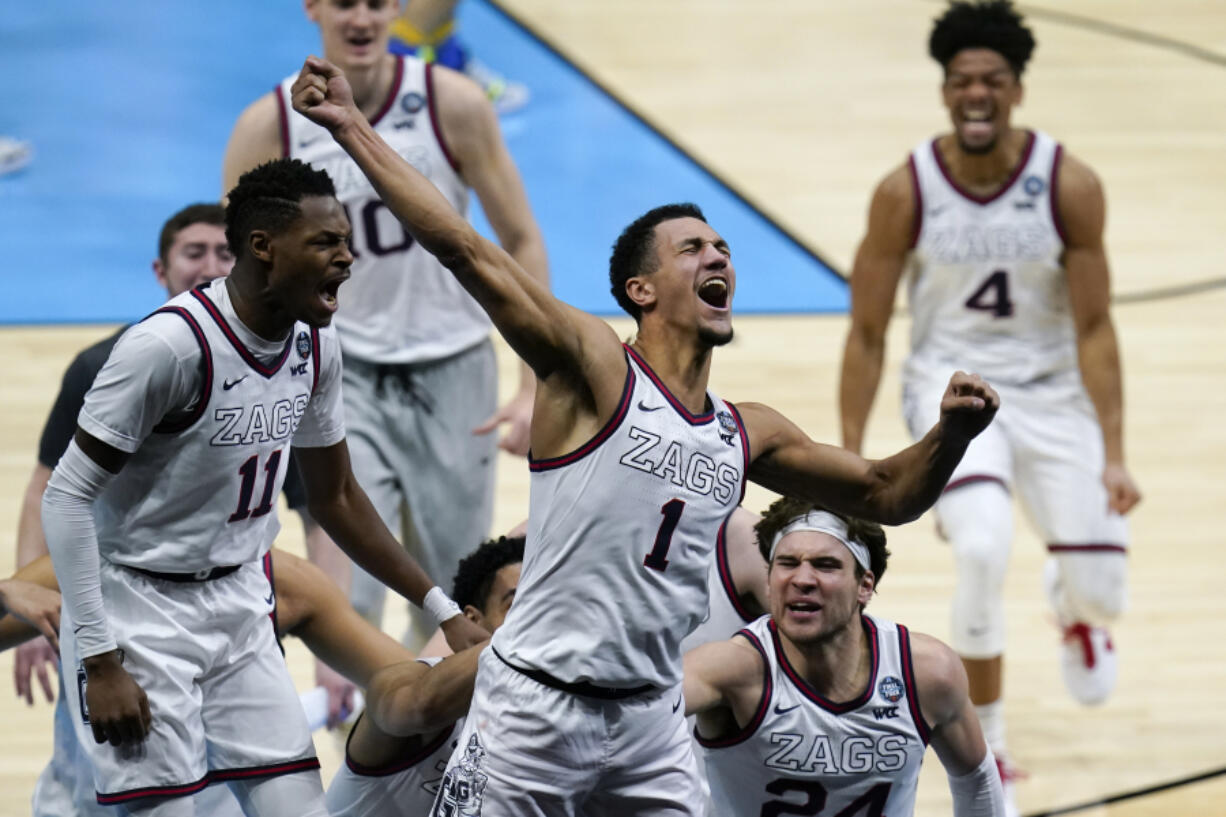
[902,367,1128,551]
[60,559,317,807]
[430,647,706,817]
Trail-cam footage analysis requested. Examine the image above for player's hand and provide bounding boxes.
[440,615,489,653]
[14,639,59,706]
[0,578,61,652]
[938,371,1000,442]
[473,388,533,456]
[291,56,359,134]
[82,651,152,747]
[315,658,357,729]
[1102,462,1141,515]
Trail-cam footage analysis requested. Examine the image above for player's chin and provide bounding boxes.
[697,322,734,348]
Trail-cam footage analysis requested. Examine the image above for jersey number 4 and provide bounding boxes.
[229,449,283,523]
[761,778,891,817]
[964,269,1014,318]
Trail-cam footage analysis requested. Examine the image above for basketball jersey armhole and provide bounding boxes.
[310,327,322,395]
[907,153,923,249]
[896,624,932,745]
[426,62,462,175]
[148,307,213,435]
[715,516,757,624]
[527,359,635,471]
[343,715,456,777]
[695,629,773,749]
[274,85,290,159]
[1049,142,1069,245]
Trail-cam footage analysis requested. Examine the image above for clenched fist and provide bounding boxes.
[291,56,359,134]
[938,371,1000,442]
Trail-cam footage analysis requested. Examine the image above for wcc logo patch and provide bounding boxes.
[878,675,905,703]
[716,410,738,446]
[296,331,312,360]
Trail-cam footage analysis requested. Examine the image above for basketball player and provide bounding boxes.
[686,499,1005,816]
[41,159,483,816]
[838,2,1140,804]
[326,535,522,816]
[681,506,768,654]
[222,0,549,650]
[292,55,999,814]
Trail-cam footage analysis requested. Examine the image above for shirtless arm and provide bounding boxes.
[839,164,915,454]
[1057,152,1140,515]
[724,507,768,615]
[738,368,998,526]
[290,57,627,453]
[368,644,484,736]
[683,637,765,724]
[221,93,284,197]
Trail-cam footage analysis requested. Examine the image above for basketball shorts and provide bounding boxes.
[430,647,706,817]
[59,559,318,806]
[902,367,1129,550]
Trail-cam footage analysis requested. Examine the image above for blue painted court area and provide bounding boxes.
[1,1,845,325]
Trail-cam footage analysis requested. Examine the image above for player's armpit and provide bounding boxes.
[369,645,484,737]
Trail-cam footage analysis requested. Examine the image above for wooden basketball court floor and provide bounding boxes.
[2,1,1224,814]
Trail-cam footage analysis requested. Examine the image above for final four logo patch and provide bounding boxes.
[296,331,311,360]
[716,410,738,446]
[878,675,904,703]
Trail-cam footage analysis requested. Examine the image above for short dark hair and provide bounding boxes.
[451,535,526,612]
[754,497,890,590]
[224,159,336,260]
[609,203,706,321]
[158,203,225,264]
[929,0,1036,77]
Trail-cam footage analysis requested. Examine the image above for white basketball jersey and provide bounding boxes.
[278,56,488,364]
[327,659,464,817]
[700,615,929,817]
[91,280,339,571]
[493,346,748,688]
[681,523,758,654]
[905,130,1074,385]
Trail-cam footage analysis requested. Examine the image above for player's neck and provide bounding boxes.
[940,127,1030,195]
[341,53,399,121]
[629,330,714,415]
[780,616,871,703]
[224,274,293,343]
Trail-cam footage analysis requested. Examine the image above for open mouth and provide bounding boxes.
[960,109,995,140]
[697,277,730,310]
[347,34,375,51]
[318,272,349,312]
[786,601,822,617]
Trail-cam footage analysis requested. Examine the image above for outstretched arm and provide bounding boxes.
[369,645,485,737]
[291,56,615,386]
[740,371,999,525]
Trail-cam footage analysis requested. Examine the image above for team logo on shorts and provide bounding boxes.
[1022,174,1046,196]
[878,675,905,703]
[716,410,738,446]
[402,92,426,114]
[432,733,488,816]
[296,331,312,360]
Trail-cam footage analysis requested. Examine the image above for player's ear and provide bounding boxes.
[152,258,168,289]
[463,605,485,628]
[625,276,657,313]
[857,569,876,606]
[248,230,274,264]
[303,0,321,23]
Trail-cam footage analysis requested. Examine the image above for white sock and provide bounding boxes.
[975,700,1007,756]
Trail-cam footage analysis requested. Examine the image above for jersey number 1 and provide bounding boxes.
[964,269,1014,317]
[643,499,686,571]
[229,449,283,523]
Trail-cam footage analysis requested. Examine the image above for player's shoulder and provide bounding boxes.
[115,308,208,365]
[905,629,968,717]
[64,326,127,382]
[268,548,337,631]
[876,159,916,203]
[429,62,493,120]
[233,89,282,134]
[1054,146,1104,200]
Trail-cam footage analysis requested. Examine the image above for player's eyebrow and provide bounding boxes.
[676,236,732,255]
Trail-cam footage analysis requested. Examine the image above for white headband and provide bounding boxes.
[769,511,871,573]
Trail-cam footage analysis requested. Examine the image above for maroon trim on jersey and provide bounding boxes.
[344,715,458,777]
[724,400,750,503]
[262,551,285,654]
[370,56,405,128]
[897,623,932,746]
[209,757,321,783]
[907,153,923,249]
[624,344,716,425]
[96,775,211,805]
[310,327,322,395]
[770,617,880,714]
[930,130,1036,206]
[274,85,290,159]
[715,517,756,624]
[1047,542,1127,554]
[148,306,213,435]
[190,288,294,377]
[426,62,462,174]
[528,360,635,472]
[694,628,773,749]
[1050,143,1069,244]
[942,474,1009,495]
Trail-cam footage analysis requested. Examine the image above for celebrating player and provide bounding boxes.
[292,55,999,815]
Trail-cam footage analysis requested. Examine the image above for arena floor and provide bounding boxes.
[2,1,1225,814]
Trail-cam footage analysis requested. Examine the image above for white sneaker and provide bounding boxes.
[995,753,1026,817]
[464,57,530,115]
[0,137,32,176]
[1060,621,1117,706]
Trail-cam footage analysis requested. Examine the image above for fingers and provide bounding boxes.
[14,651,31,705]
[139,689,152,736]
[39,619,60,653]
[36,660,54,703]
[471,410,503,435]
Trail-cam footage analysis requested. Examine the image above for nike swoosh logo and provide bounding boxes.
[774,703,801,715]
[297,135,326,149]
[672,694,683,714]
[264,592,275,606]
[638,400,665,412]
[73,624,86,634]
[223,376,248,391]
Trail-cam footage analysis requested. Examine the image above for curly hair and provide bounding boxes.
[754,497,890,588]
[929,0,1036,77]
[224,159,336,260]
[609,203,706,321]
[157,203,225,264]
[451,535,526,613]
